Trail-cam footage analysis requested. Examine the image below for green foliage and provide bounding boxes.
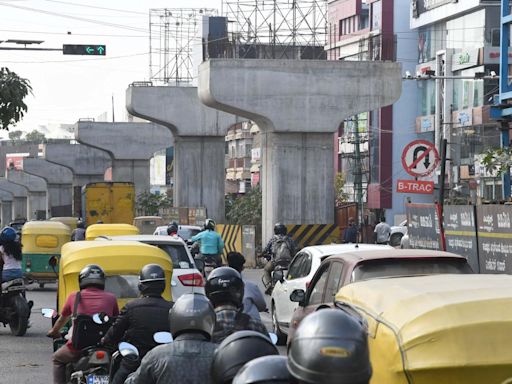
[481,147,512,176]
[0,68,32,130]
[225,186,262,225]
[136,192,173,216]
[335,172,349,205]
[8,130,23,143]
[25,129,46,143]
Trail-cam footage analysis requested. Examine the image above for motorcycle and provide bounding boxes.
[187,240,217,278]
[261,258,290,296]
[0,277,32,336]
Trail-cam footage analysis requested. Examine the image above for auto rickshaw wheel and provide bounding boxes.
[9,295,29,336]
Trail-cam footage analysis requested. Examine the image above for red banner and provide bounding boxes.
[397,179,434,194]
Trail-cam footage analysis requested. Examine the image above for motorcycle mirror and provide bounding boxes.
[41,308,57,318]
[118,342,139,358]
[92,313,109,324]
[268,332,278,345]
[48,256,58,268]
[153,331,173,344]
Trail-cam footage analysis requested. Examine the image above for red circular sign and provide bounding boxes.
[401,140,440,177]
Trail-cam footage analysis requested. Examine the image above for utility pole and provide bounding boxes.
[353,115,364,240]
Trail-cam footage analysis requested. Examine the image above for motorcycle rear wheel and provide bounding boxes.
[9,295,29,336]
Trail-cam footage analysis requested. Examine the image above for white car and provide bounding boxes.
[270,243,392,344]
[153,225,202,241]
[389,220,407,246]
[98,235,205,299]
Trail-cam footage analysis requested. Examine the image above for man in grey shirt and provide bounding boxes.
[227,251,267,321]
[374,217,391,245]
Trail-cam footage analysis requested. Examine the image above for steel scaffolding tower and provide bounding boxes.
[221,0,327,59]
[149,8,217,84]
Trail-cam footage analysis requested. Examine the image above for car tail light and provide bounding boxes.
[178,273,204,287]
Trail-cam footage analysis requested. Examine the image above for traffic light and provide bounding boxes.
[62,44,106,56]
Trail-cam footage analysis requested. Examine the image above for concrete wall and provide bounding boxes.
[0,143,39,171]
[7,170,47,220]
[0,178,28,219]
[0,190,13,225]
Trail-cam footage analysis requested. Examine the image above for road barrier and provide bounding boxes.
[285,224,340,249]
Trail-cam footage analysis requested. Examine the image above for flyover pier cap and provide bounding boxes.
[0,178,29,220]
[198,59,402,241]
[7,169,47,220]
[0,189,13,226]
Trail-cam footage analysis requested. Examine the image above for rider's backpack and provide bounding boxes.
[273,236,292,264]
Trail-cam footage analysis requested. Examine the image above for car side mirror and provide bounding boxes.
[272,270,284,284]
[290,289,306,307]
[194,259,204,272]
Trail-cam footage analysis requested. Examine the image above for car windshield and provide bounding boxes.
[177,228,201,240]
[351,258,472,282]
[157,244,192,269]
[105,275,140,298]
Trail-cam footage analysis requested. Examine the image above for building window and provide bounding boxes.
[359,7,369,30]
[371,0,381,31]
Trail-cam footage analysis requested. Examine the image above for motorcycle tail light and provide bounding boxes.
[178,273,204,287]
[95,351,106,360]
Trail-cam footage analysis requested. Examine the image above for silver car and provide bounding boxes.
[99,235,205,298]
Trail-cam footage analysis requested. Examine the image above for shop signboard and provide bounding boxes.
[444,205,479,273]
[451,49,481,72]
[406,203,443,250]
[477,205,512,274]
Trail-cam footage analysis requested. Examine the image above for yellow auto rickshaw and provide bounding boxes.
[49,217,79,231]
[56,241,173,313]
[21,221,71,287]
[85,223,139,241]
[133,216,165,235]
[335,274,512,384]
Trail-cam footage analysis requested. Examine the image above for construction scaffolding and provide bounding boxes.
[149,8,217,84]
[221,0,328,59]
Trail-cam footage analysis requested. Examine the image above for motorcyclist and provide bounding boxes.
[101,264,173,384]
[47,264,119,384]
[190,218,224,267]
[205,267,268,343]
[125,293,217,384]
[233,355,295,384]
[71,220,86,241]
[287,308,372,384]
[211,330,279,384]
[0,227,23,282]
[166,222,179,237]
[262,223,297,294]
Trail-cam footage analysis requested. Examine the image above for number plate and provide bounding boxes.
[86,375,109,384]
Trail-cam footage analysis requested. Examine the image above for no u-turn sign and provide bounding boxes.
[401,140,440,177]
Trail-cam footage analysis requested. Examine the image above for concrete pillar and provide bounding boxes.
[0,178,28,219]
[22,158,73,217]
[7,169,47,220]
[0,189,13,226]
[199,59,402,240]
[126,86,236,222]
[75,122,173,197]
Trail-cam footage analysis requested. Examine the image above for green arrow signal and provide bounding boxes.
[85,46,94,54]
[97,46,105,55]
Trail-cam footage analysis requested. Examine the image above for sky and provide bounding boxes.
[0,0,222,138]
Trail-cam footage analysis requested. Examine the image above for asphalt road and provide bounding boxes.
[0,268,277,383]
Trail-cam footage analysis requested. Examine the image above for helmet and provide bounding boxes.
[287,309,372,384]
[0,226,17,242]
[233,356,293,384]
[79,264,106,289]
[273,223,287,236]
[169,293,215,339]
[138,264,166,296]
[204,218,216,230]
[211,331,279,384]
[167,222,178,235]
[205,267,244,308]
[76,220,85,229]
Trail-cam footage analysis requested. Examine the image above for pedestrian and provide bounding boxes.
[227,251,267,321]
[374,217,391,245]
[343,217,358,243]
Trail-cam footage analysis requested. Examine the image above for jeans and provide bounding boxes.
[2,269,22,282]
[111,356,141,384]
[52,344,80,384]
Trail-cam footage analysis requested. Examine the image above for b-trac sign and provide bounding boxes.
[397,179,434,195]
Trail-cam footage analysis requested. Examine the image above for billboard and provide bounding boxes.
[406,203,443,250]
[444,205,479,273]
[477,205,512,274]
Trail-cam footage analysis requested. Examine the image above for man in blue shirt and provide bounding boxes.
[190,219,224,267]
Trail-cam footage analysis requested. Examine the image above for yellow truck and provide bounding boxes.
[81,182,135,226]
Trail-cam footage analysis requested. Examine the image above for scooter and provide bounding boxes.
[0,277,32,336]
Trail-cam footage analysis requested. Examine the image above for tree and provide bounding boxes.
[25,129,46,143]
[225,186,262,246]
[8,130,23,143]
[136,192,173,216]
[334,172,349,207]
[0,67,32,130]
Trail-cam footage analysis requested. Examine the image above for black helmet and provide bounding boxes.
[204,218,216,230]
[167,222,178,235]
[79,264,105,289]
[273,223,287,236]
[138,264,166,296]
[205,267,244,308]
[169,293,215,339]
[76,220,85,229]
[233,356,293,384]
[211,331,279,384]
[287,308,372,384]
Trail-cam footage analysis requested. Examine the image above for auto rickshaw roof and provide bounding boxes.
[60,240,172,275]
[21,220,72,235]
[85,223,140,240]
